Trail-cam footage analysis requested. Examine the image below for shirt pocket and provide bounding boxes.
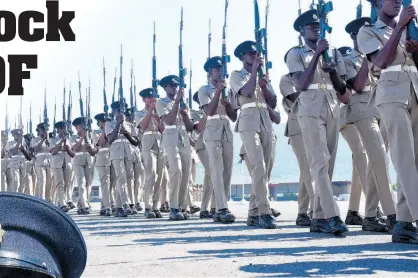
[378,72,400,83]
[300,90,316,100]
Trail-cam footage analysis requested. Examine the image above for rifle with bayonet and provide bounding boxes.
[264,0,272,76]
[152,21,160,98]
[87,79,92,138]
[78,72,88,142]
[317,0,334,63]
[178,8,187,110]
[103,58,109,119]
[67,84,73,136]
[5,104,9,139]
[44,86,50,132]
[18,97,23,131]
[254,0,271,79]
[298,0,303,46]
[189,59,193,109]
[130,59,136,115]
[63,81,69,138]
[357,0,362,19]
[134,75,137,109]
[112,68,117,104]
[221,0,230,99]
[403,0,418,41]
[207,19,212,84]
[29,102,33,137]
[310,0,315,10]
[119,45,127,115]
[52,97,57,137]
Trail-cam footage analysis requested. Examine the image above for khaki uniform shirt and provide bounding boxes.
[358,19,418,106]
[190,109,206,152]
[50,136,73,170]
[70,137,93,166]
[156,97,189,148]
[30,137,51,167]
[198,83,236,142]
[230,68,274,132]
[343,49,379,123]
[286,44,346,119]
[136,108,161,154]
[91,130,110,167]
[105,120,136,161]
[279,74,302,137]
[5,141,25,169]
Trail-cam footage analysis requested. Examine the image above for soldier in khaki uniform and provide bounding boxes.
[125,108,140,214]
[156,75,195,221]
[90,113,112,216]
[50,121,75,212]
[31,124,53,200]
[6,129,30,193]
[230,41,278,229]
[1,131,9,192]
[358,1,418,243]
[71,117,95,215]
[192,92,216,218]
[105,101,136,217]
[136,88,165,218]
[279,71,314,227]
[199,57,237,223]
[287,10,349,234]
[21,134,36,195]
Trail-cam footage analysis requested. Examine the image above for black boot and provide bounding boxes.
[259,214,278,229]
[246,215,260,227]
[115,208,127,217]
[329,216,348,235]
[218,208,235,224]
[386,214,397,233]
[296,213,311,226]
[345,210,364,226]
[392,222,418,244]
[169,208,184,221]
[362,217,389,233]
[199,211,213,219]
[310,219,332,233]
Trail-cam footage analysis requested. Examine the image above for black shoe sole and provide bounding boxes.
[310,227,331,233]
[393,235,418,244]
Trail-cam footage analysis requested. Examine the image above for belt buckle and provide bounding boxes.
[320,83,327,91]
[257,103,262,108]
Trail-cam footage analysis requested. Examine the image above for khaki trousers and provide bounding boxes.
[97,166,111,210]
[159,164,169,205]
[35,166,52,201]
[66,170,74,204]
[340,124,366,213]
[289,133,315,215]
[298,99,340,219]
[111,158,133,208]
[25,167,36,195]
[109,165,116,206]
[355,117,396,217]
[132,161,143,205]
[7,164,26,193]
[164,145,192,210]
[51,167,72,207]
[377,92,418,222]
[73,164,92,209]
[205,135,233,212]
[196,148,215,211]
[143,150,165,210]
[240,124,273,216]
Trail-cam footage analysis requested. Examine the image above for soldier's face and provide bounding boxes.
[113,110,121,117]
[144,97,155,107]
[97,121,105,129]
[57,128,64,135]
[165,84,178,97]
[75,124,84,134]
[381,0,401,17]
[242,51,257,65]
[303,23,320,42]
[210,67,222,81]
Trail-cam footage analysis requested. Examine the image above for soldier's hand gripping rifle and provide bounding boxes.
[221,0,230,100]
[317,0,334,64]
[403,0,418,41]
[152,21,160,98]
[178,8,187,110]
[254,0,272,79]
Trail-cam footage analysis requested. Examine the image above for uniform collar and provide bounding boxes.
[208,82,216,90]
[240,67,250,76]
[303,44,315,53]
[350,49,363,58]
[375,19,389,29]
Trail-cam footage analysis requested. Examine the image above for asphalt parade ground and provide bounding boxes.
[72,200,418,277]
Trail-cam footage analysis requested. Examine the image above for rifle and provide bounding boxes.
[29,101,33,137]
[152,21,160,98]
[103,58,109,118]
[178,8,187,110]
[317,0,333,63]
[310,0,315,10]
[5,104,8,139]
[67,84,73,136]
[53,97,57,137]
[370,1,378,24]
[189,59,193,109]
[78,72,84,119]
[130,59,136,114]
[63,81,68,138]
[264,0,272,76]
[112,67,117,104]
[134,75,137,108]
[298,0,303,46]
[43,85,50,132]
[254,0,271,79]
[221,0,230,99]
[18,97,23,131]
[87,81,92,138]
[356,0,362,19]
[119,45,126,114]
[403,0,418,41]
[207,19,212,84]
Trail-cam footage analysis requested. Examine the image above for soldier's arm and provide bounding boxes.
[50,138,65,155]
[179,110,194,132]
[287,49,319,92]
[106,122,122,144]
[72,137,84,152]
[268,107,281,125]
[194,115,207,134]
[346,59,369,93]
[286,92,300,103]
[139,109,153,131]
[201,87,221,117]
[260,82,277,109]
[162,100,180,126]
[225,101,237,122]
[20,145,32,161]
[33,138,46,153]
[232,68,258,99]
[124,133,139,147]
[328,68,347,95]
[189,137,196,148]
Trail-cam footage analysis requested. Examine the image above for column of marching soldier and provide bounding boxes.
[2,0,418,245]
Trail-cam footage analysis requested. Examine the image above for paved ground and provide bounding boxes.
[72,201,418,277]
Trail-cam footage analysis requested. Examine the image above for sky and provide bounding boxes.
[1,0,373,131]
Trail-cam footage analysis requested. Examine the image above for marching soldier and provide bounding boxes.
[230,41,278,229]
[105,101,136,217]
[279,68,314,227]
[31,124,52,200]
[125,108,140,214]
[287,10,349,234]
[21,134,35,195]
[344,16,397,232]
[358,1,418,243]
[136,88,165,218]
[199,56,237,223]
[1,131,9,192]
[156,75,195,220]
[192,92,216,218]
[71,117,95,214]
[50,121,75,212]
[5,129,30,193]
[91,113,112,216]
